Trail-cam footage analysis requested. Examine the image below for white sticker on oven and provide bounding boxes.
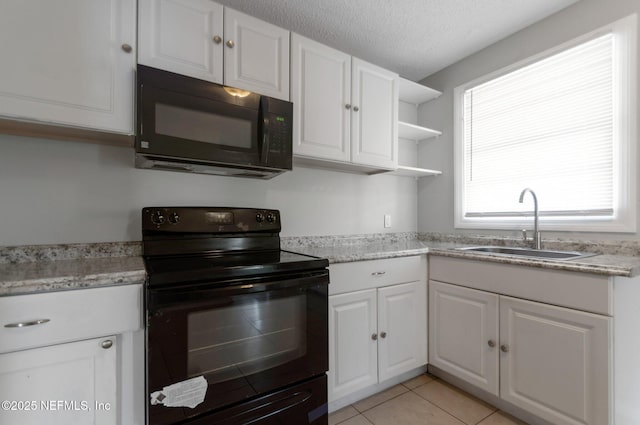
[150,376,207,409]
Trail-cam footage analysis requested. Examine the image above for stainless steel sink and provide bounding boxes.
[455,246,595,260]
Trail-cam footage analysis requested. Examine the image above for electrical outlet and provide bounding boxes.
[384,214,391,228]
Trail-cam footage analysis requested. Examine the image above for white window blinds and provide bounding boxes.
[462,34,614,218]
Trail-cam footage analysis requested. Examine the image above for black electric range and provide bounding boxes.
[142,207,329,425]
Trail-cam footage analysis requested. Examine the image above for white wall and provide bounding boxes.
[0,135,417,246]
[417,0,640,240]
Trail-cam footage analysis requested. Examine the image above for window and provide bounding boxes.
[454,15,636,232]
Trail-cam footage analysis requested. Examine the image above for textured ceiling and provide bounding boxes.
[216,0,580,81]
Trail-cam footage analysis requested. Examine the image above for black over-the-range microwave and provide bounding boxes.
[135,65,293,179]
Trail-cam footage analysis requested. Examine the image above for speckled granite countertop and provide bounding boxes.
[288,240,430,263]
[0,242,145,296]
[284,233,640,278]
[425,242,640,278]
[2,234,639,297]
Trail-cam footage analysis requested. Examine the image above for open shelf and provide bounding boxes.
[388,165,442,178]
[398,78,442,105]
[398,121,441,141]
[394,77,443,179]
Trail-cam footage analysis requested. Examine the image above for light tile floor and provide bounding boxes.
[329,374,528,425]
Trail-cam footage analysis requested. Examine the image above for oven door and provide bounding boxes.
[146,270,328,425]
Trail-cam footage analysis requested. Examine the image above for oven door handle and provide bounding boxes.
[148,270,328,309]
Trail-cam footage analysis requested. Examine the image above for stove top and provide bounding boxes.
[145,250,328,287]
[141,207,329,288]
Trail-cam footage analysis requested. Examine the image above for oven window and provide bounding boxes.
[155,103,252,148]
[187,295,307,384]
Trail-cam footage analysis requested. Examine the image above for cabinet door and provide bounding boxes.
[378,281,427,382]
[429,281,499,396]
[223,8,290,100]
[291,34,351,162]
[500,296,610,425]
[0,0,135,133]
[328,289,378,401]
[138,0,223,83]
[0,336,117,425]
[351,58,398,169]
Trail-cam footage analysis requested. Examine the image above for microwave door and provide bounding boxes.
[138,86,262,166]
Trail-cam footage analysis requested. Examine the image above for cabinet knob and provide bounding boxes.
[121,43,133,53]
[226,39,235,48]
[380,331,387,339]
[371,333,378,341]
[500,344,509,353]
[353,106,360,112]
[487,340,496,347]
[212,35,222,44]
[101,340,113,349]
[345,104,351,110]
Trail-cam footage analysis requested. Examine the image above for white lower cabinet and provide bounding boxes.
[328,256,427,403]
[429,281,499,396]
[429,257,612,425]
[329,289,378,400]
[0,336,117,425]
[0,284,144,425]
[499,296,609,425]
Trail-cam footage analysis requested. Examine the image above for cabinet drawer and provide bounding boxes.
[329,256,425,295]
[0,284,142,354]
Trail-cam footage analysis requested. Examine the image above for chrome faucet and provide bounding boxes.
[519,188,541,249]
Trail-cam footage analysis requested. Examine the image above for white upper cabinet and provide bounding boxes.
[351,59,398,170]
[292,34,398,172]
[138,1,290,101]
[0,0,136,134]
[138,0,224,84]
[223,8,290,100]
[291,34,351,162]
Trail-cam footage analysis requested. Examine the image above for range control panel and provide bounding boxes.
[142,207,281,233]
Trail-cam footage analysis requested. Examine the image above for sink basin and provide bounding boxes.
[455,246,595,261]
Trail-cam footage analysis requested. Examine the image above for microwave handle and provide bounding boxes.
[261,115,270,164]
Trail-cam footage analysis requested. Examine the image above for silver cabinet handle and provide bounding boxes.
[121,44,133,53]
[101,340,113,349]
[345,104,351,110]
[353,106,360,112]
[371,333,378,341]
[380,331,387,338]
[5,318,50,328]
[226,40,235,48]
[500,344,510,353]
[488,340,496,348]
[212,35,222,44]
[371,271,386,276]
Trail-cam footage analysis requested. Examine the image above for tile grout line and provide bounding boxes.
[408,386,471,425]
[474,409,500,425]
[353,386,411,414]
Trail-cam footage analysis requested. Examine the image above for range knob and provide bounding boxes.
[151,210,165,225]
[266,213,276,223]
[168,212,180,224]
[256,213,264,223]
